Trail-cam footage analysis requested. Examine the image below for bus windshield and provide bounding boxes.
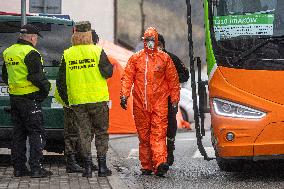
[210,0,284,70]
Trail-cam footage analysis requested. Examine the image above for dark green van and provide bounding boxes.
[0,14,74,153]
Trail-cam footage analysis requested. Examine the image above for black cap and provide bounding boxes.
[20,24,42,38]
[158,34,165,48]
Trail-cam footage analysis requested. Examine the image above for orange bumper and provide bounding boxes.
[210,67,284,159]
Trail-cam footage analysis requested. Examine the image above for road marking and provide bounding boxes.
[0,148,10,154]
[0,148,62,156]
[127,148,139,159]
[192,147,216,158]
[176,138,196,141]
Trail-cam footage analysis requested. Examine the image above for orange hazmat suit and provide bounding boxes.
[120,27,180,173]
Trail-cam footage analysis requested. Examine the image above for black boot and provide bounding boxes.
[13,165,30,177]
[82,155,92,178]
[141,169,152,175]
[98,156,112,177]
[91,161,98,171]
[167,138,175,166]
[155,163,169,177]
[31,166,53,178]
[76,156,97,171]
[66,154,84,173]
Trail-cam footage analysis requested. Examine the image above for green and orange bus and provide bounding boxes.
[188,0,284,171]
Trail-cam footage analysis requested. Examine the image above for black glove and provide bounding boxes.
[36,83,51,102]
[120,96,128,110]
[172,103,178,114]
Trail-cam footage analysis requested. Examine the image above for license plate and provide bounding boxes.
[0,85,9,96]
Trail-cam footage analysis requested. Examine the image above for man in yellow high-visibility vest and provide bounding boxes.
[1,24,52,178]
[56,21,113,178]
[56,31,101,174]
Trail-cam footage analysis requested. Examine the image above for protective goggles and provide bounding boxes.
[143,37,155,42]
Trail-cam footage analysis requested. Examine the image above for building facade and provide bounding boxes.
[0,0,115,42]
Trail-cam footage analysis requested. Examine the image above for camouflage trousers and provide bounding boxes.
[68,102,110,158]
[64,107,79,155]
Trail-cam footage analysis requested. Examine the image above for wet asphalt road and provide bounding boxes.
[109,131,284,189]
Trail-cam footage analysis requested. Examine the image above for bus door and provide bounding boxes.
[186,0,214,161]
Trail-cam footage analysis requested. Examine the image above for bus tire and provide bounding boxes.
[216,157,243,172]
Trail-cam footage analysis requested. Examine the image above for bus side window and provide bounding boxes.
[217,0,229,16]
[242,0,261,13]
[275,0,284,30]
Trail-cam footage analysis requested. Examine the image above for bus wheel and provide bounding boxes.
[216,157,243,172]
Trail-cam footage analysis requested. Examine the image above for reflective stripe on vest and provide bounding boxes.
[64,44,109,105]
[3,44,42,95]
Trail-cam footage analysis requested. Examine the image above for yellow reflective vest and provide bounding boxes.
[3,44,42,95]
[54,86,66,106]
[64,44,109,105]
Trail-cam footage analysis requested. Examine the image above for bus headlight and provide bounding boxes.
[213,98,266,119]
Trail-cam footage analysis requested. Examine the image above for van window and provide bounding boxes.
[0,21,72,66]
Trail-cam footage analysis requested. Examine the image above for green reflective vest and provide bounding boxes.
[3,44,42,95]
[64,44,109,105]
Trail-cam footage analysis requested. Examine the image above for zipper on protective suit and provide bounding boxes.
[144,54,148,110]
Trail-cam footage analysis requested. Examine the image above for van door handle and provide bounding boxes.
[3,106,11,114]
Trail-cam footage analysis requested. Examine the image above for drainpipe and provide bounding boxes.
[114,0,117,43]
[21,0,27,26]
[43,0,47,14]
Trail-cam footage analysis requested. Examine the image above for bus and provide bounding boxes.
[188,0,284,171]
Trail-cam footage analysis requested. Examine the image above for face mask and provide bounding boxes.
[146,40,155,49]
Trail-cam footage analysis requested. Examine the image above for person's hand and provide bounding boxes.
[36,91,49,102]
[172,103,178,114]
[120,96,128,110]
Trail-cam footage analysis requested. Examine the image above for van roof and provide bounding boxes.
[0,15,73,26]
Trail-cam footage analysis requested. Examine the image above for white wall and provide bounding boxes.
[0,0,114,42]
[62,0,114,42]
[0,0,30,13]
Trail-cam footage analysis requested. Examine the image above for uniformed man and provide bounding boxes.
[56,21,113,178]
[157,34,189,166]
[1,24,52,178]
[57,30,101,174]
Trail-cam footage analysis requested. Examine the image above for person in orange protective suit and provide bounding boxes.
[120,27,180,177]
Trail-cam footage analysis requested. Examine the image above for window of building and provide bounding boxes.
[29,0,62,14]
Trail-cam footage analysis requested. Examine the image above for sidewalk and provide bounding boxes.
[0,141,130,189]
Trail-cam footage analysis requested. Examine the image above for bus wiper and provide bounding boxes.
[231,35,284,65]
